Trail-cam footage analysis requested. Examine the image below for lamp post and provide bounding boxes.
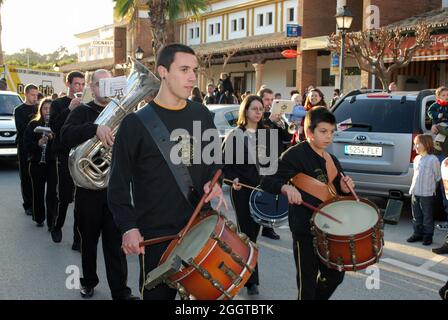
[335,6,353,94]
[135,46,144,61]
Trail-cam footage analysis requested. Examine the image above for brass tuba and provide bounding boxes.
[69,58,160,190]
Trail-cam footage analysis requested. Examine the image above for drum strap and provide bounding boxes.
[290,152,339,202]
[136,105,195,210]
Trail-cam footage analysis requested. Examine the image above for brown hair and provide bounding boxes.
[304,88,327,110]
[32,97,53,122]
[237,94,264,128]
[414,134,435,155]
[436,86,448,99]
[257,87,273,98]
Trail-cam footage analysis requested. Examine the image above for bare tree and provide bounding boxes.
[197,53,214,84]
[328,22,432,90]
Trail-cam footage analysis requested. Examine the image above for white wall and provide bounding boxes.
[186,22,201,46]
[254,4,276,36]
[283,0,299,31]
[206,16,222,43]
[228,11,247,40]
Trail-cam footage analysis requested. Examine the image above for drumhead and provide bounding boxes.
[314,200,378,236]
[249,187,289,226]
[166,215,218,263]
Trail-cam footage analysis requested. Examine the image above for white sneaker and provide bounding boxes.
[436,222,448,231]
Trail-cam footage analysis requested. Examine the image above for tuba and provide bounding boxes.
[69,58,160,190]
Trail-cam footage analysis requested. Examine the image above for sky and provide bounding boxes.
[2,0,115,54]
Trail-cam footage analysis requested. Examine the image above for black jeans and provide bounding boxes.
[54,155,80,243]
[76,187,131,299]
[292,234,345,300]
[411,195,434,236]
[29,161,57,226]
[17,145,32,211]
[230,188,260,287]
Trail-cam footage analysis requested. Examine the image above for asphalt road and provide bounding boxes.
[0,160,447,300]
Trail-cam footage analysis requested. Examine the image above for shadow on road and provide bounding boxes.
[0,159,18,172]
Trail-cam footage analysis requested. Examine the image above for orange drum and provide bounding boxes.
[311,196,384,272]
[148,211,258,300]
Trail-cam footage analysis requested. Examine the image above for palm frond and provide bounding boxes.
[113,0,136,19]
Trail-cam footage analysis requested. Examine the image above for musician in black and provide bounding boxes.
[108,44,225,300]
[13,84,39,216]
[261,107,355,300]
[49,71,84,249]
[23,97,57,229]
[222,94,270,295]
[60,69,135,300]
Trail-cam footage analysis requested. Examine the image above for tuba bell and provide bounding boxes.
[69,58,160,190]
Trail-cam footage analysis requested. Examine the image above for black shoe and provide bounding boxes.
[247,284,259,295]
[80,286,94,299]
[440,283,448,300]
[406,234,423,243]
[47,225,54,232]
[71,242,81,252]
[432,243,448,255]
[51,228,62,243]
[25,209,32,216]
[262,227,280,240]
[422,236,433,246]
[36,222,44,227]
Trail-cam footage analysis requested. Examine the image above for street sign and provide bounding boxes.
[330,53,340,76]
[286,24,302,37]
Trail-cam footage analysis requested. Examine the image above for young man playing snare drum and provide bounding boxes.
[261,106,354,300]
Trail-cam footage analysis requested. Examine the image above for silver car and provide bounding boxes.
[327,90,435,198]
[207,104,240,139]
[0,91,23,159]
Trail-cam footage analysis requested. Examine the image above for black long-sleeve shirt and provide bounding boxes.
[260,141,347,237]
[13,103,37,145]
[60,101,102,149]
[49,96,72,156]
[108,100,220,238]
[23,119,55,162]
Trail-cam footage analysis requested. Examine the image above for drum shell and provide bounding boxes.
[159,212,258,300]
[311,196,383,272]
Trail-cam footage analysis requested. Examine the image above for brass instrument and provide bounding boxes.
[68,58,160,190]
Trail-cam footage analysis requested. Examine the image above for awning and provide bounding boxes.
[60,58,115,72]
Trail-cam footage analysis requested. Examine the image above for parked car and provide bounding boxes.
[327,89,436,198]
[0,91,23,159]
[207,104,240,139]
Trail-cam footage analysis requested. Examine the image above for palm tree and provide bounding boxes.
[113,0,207,65]
[0,0,5,65]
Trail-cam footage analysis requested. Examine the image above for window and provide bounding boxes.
[267,12,273,25]
[321,68,335,86]
[189,28,194,39]
[88,48,94,56]
[209,24,214,35]
[286,70,297,87]
[79,50,84,58]
[196,27,200,38]
[0,94,22,116]
[239,18,245,30]
[288,8,295,22]
[257,14,264,27]
[97,46,103,55]
[216,23,221,34]
[232,19,237,32]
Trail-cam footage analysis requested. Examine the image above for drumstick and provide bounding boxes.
[223,178,264,192]
[300,201,343,224]
[340,172,360,202]
[177,169,223,244]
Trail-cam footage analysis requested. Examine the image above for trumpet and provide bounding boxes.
[281,114,299,134]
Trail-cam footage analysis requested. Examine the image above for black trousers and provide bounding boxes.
[292,234,345,300]
[230,188,260,287]
[29,161,57,226]
[75,187,131,299]
[54,155,80,243]
[139,241,178,300]
[17,145,32,211]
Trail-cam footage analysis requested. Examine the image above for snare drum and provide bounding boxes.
[311,197,383,272]
[249,187,289,228]
[146,211,258,300]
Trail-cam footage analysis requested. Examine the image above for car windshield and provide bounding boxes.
[333,98,416,133]
[0,95,22,116]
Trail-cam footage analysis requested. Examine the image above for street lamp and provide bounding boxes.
[335,5,353,94]
[53,63,60,72]
[135,46,144,61]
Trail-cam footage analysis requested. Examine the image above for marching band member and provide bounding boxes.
[222,94,268,295]
[60,69,134,300]
[23,97,57,229]
[108,44,225,300]
[261,107,354,300]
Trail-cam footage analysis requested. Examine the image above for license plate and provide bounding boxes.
[0,148,17,156]
[344,145,382,157]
